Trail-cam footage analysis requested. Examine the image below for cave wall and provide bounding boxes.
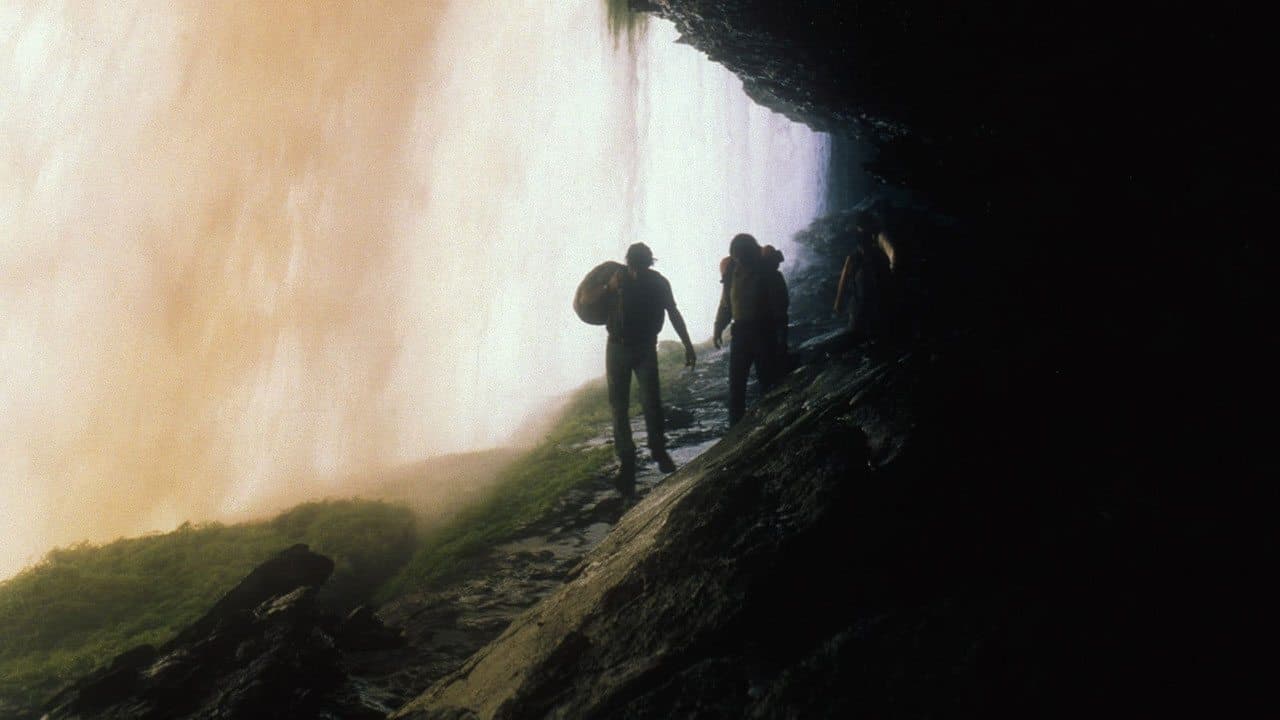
[628,1,1270,708]
[642,0,1269,319]
[642,0,1271,491]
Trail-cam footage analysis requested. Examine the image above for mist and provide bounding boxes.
[0,1,826,579]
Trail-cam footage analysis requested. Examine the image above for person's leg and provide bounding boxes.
[757,323,782,393]
[634,343,675,472]
[606,341,635,464]
[634,343,664,449]
[728,324,752,426]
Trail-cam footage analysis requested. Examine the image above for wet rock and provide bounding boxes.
[390,352,917,719]
[586,496,627,525]
[610,8,1261,713]
[337,606,405,652]
[41,545,383,720]
[662,405,696,431]
[386,326,1233,717]
[168,543,333,647]
[357,341,750,711]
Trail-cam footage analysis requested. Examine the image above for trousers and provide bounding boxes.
[606,339,664,461]
[728,320,781,426]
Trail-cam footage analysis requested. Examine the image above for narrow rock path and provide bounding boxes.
[347,314,846,715]
[348,345,739,712]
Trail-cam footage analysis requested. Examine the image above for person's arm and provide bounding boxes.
[665,280,696,367]
[668,306,697,367]
[833,255,853,314]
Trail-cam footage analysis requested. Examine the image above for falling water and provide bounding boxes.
[0,1,827,578]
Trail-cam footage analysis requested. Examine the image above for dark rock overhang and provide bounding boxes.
[636,0,1270,220]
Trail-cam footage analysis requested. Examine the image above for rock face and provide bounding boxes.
[387,332,1201,718]
[391,346,904,719]
[386,322,1252,717]
[337,343,742,711]
[643,0,1269,426]
[618,10,1266,717]
[643,0,1268,199]
[41,545,391,720]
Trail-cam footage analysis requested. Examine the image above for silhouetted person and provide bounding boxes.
[845,211,895,341]
[760,244,791,368]
[714,233,790,426]
[580,242,696,495]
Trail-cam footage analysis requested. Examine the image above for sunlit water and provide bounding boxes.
[0,1,827,578]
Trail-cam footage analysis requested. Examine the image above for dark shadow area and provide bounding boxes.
[637,0,1271,714]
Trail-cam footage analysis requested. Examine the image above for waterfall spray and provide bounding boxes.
[0,1,827,579]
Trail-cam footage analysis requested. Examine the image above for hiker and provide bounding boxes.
[760,244,791,366]
[579,242,697,495]
[839,210,896,341]
[713,233,790,426]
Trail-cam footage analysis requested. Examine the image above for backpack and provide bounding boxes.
[573,261,625,325]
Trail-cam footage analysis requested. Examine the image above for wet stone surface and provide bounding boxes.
[356,341,759,710]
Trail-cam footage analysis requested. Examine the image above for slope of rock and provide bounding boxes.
[39,545,394,720]
[26,339,783,720]
[392,345,928,718]
[340,344,743,709]
[391,325,1246,717]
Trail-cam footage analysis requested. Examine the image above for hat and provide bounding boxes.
[625,242,654,268]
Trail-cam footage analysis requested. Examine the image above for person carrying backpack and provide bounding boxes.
[713,233,790,426]
[578,243,696,495]
[760,244,791,361]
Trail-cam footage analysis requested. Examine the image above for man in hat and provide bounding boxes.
[581,242,696,495]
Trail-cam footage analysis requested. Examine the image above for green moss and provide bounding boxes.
[0,341,705,710]
[378,379,615,597]
[379,340,695,597]
[0,499,415,711]
[605,0,649,47]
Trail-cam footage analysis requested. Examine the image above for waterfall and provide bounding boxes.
[0,1,827,578]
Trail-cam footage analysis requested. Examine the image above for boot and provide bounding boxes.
[615,455,636,497]
[652,448,677,474]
